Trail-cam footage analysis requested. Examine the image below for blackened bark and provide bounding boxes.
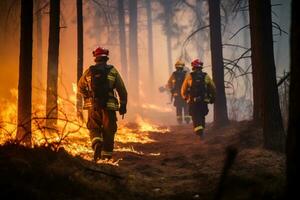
[249,0,263,123]
[208,0,229,127]
[17,0,33,145]
[46,0,60,127]
[129,0,139,102]
[118,0,128,83]
[163,0,173,75]
[195,0,207,60]
[286,0,298,197]
[249,0,285,152]
[146,0,154,89]
[36,0,43,85]
[76,0,83,116]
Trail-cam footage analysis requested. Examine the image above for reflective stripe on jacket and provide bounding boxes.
[78,63,127,110]
[181,70,216,103]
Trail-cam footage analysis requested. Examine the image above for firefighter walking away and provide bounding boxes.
[181,59,216,139]
[78,47,127,161]
[166,60,191,124]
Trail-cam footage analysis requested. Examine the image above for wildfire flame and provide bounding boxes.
[0,88,169,165]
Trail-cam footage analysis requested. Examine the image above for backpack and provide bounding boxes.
[173,70,186,93]
[89,64,113,107]
[190,70,207,100]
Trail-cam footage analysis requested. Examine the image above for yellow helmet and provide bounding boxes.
[175,60,185,68]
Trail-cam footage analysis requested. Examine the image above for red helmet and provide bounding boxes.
[191,59,203,68]
[93,47,109,57]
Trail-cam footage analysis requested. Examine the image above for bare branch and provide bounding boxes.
[229,24,249,40]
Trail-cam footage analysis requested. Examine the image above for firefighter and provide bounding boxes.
[181,59,216,139]
[166,60,191,124]
[78,47,127,161]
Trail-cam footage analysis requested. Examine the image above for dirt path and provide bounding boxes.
[110,122,285,199]
[0,122,285,200]
[111,124,233,199]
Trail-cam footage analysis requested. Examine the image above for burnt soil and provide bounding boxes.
[0,121,286,200]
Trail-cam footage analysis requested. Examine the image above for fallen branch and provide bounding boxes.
[80,163,123,179]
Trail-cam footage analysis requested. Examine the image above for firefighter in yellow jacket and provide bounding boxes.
[181,59,216,139]
[78,47,127,161]
[166,60,191,124]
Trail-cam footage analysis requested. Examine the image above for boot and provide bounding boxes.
[196,129,205,140]
[101,155,112,160]
[93,143,102,162]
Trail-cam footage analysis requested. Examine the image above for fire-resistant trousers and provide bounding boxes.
[176,104,191,124]
[189,102,208,134]
[174,96,191,124]
[87,108,117,158]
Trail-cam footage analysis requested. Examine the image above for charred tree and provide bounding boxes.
[249,0,263,123]
[249,0,285,152]
[195,0,207,59]
[146,0,154,89]
[76,0,83,117]
[35,0,43,85]
[46,0,60,127]
[118,0,128,83]
[17,0,33,145]
[161,0,173,75]
[286,0,298,197]
[128,0,139,102]
[208,0,229,127]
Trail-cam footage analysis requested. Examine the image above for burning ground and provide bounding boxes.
[0,120,285,200]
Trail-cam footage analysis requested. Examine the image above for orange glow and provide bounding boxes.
[141,103,173,113]
[0,90,169,163]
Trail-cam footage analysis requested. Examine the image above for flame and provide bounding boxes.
[135,115,169,133]
[0,89,169,163]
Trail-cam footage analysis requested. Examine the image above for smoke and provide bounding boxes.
[0,0,291,125]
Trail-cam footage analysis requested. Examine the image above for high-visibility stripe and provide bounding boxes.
[92,137,103,144]
[106,103,118,110]
[184,116,192,119]
[107,98,117,103]
[107,75,115,81]
[110,68,117,74]
[101,150,113,156]
[85,102,92,106]
[194,125,203,132]
[107,102,118,107]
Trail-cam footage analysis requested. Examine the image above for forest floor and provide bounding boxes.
[0,121,286,200]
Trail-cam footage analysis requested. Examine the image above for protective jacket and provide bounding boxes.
[181,70,216,104]
[78,63,127,111]
[181,69,216,137]
[167,69,188,106]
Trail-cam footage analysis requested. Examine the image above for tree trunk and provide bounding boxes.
[17,0,33,145]
[118,0,128,83]
[208,0,229,127]
[286,0,297,197]
[249,0,285,152]
[163,0,173,75]
[76,0,83,117]
[35,0,43,85]
[195,0,205,59]
[128,0,139,102]
[249,0,263,123]
[146,0,154,89]
[46,0,60,128]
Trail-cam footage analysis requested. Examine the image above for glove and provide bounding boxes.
[119,104,127,115]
